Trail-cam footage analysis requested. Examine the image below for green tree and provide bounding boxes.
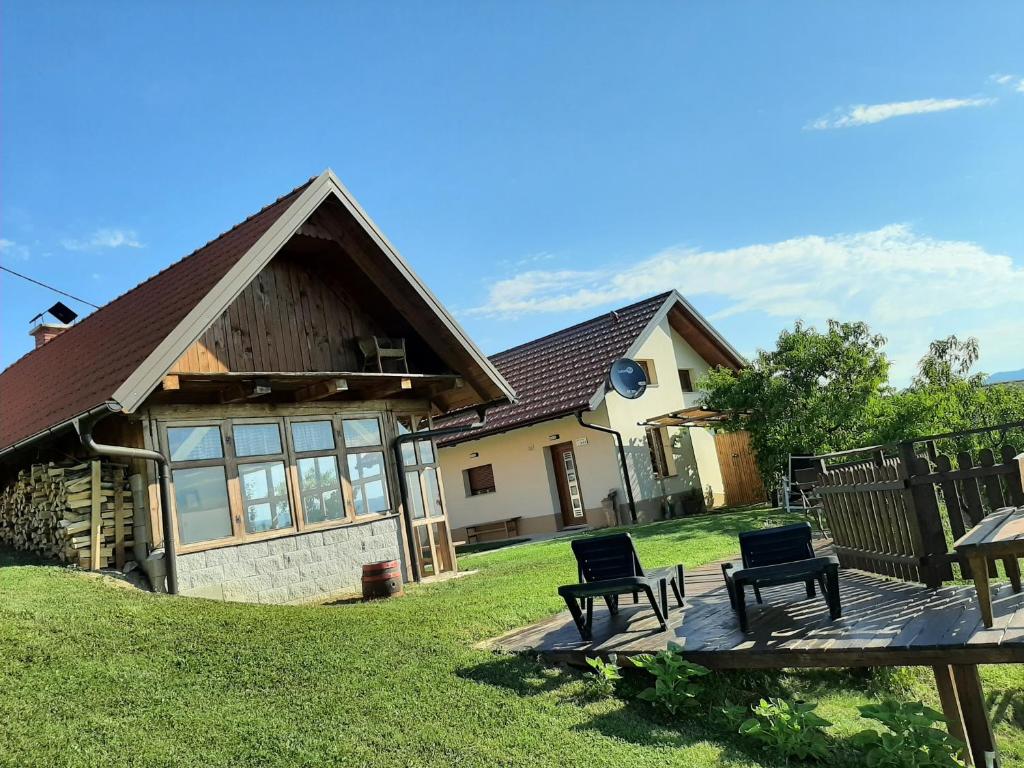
[699,320,889,481]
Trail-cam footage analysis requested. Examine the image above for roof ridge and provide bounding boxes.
[0,175,315,377]
[491,291,672,360]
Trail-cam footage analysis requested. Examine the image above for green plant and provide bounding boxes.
[852,700,966,768]
[631,647,709,716]
[737,697,832,762]
[583,654,622,699]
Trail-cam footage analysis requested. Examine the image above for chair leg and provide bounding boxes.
[735,582,749,633]
[632,590,639,604]
[805,579,816,598]
[564,596,590,640]
[676,564,686,598]
[670,576,684,607]
[659,578,669,618]
[753,584,763,604]
[1005,557,1022,593]
[604,595,619,615]
[825,567,841,620]
[643,585,667,631]
[586,598,594,631]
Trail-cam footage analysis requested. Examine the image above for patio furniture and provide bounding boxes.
[953,505,1024,628]
[781,456,826,533]
[357,335,409,373]
[557,533,684,641]
[721,522,841,633]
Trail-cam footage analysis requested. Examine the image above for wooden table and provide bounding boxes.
[954,506,1024,628]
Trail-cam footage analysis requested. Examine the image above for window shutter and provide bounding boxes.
[466,464,496,495]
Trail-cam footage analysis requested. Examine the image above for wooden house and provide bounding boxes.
[0,170,515,603]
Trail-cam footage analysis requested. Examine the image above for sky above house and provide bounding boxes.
[2,2,1022,385]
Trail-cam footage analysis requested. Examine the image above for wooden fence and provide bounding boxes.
[813,420,1024,587]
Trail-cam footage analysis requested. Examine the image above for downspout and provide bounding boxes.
[393,407,488,583]
[76,402,178,595]
[575,410,638,524]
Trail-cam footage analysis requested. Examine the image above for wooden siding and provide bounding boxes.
[170,252,439,375]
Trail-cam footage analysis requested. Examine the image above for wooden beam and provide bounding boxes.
[90,460,102,571]
[952,664,998,768]
[933,666,971,763]
[220,378,272,404]
[294,377,348,402]
[161,374,180,391]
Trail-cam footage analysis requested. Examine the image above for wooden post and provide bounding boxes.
[898,442,952,587]
[113,466,126,570]
[933,665,971,765]
[952,664,998,768]
[89,460,102,570]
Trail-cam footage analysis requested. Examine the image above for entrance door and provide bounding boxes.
[551,442,586,527]
[714,430,766,506]
[398,415,455,579]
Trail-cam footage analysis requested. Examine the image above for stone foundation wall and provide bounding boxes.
[176,516,403,604]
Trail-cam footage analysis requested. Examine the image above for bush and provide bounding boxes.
[852,700,966,768]
[582,654,622,699]
[631,648,710,716]
[731,697,832,762]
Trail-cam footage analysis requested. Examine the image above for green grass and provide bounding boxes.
[1,509,1021,767]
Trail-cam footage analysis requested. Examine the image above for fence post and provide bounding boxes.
[897,441,953,588]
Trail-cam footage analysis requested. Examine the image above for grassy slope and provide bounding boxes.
[0,510,1020,768]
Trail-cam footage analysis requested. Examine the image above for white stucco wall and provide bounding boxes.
[439,407,624,537]
[604,317,726,508]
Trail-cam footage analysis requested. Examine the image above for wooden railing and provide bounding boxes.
[812,420,1024,587]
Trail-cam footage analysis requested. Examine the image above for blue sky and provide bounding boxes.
[2,2,1022,383]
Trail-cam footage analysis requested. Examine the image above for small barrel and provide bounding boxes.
[361,560,404,600]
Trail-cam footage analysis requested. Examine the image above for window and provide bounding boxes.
[636,359,658,386]
[172,465,232,545]
[239,461,293,533]
[465,464,496,496]
[163,412,396,552]
[645,427,676,478]
[678,369,694,393]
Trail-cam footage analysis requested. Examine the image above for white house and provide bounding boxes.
[438,291,753,543]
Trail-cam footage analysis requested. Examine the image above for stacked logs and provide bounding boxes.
[0,460,134,570]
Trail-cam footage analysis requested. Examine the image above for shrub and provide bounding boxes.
[631,648,709,716]
[582,654,622,699]
[852,700,966,768]
[735,697,832,762]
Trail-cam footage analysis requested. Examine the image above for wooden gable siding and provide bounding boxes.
[170,255,392,375]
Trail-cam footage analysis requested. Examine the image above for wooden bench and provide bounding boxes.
[953,505,1024,627]
[465,516,522,544]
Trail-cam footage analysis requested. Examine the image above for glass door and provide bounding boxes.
[397,415,455,579]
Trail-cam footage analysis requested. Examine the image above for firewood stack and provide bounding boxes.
[0,460,134,570]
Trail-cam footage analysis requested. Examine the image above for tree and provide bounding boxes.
[700,320,890,481]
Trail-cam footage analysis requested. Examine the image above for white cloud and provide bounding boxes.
[808,97,996,129]
[61,228,143,251]
[467,225,1024,381]
[0,238,30,260]
[990,73,1024,92]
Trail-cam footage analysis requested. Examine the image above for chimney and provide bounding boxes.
[29,322,70,349]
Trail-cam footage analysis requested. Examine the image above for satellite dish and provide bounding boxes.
[609,358,648,399]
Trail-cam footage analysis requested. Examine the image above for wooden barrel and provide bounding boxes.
[361,560,404,600]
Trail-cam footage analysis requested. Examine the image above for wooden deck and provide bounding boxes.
[486,559,1024,669]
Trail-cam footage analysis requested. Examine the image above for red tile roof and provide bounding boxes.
[0,178,313,452]
[440,293,671,445]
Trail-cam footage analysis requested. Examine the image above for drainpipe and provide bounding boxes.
[76,402,178,595]
[575,411,638,524]
[393,407,488,583]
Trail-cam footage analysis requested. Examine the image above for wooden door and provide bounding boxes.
[551,442,586,527]
[714,430,766,507]
[398,415,456,580]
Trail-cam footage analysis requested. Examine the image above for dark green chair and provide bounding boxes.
[557,533,684,641]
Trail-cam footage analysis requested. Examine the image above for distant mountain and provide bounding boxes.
[987,369,1024,385]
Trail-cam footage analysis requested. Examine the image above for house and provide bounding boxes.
[0,170,515,603]
[437,292,750,542]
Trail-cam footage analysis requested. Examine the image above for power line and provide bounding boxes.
[0,264,101,309]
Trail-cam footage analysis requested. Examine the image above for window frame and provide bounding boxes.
[160,412,395,554]
[465,463,497,497]
[645,426,677,479]
[678,368,695,393]
[635,359,658,386]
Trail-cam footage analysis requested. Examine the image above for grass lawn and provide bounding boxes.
[1,508,1022,767]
